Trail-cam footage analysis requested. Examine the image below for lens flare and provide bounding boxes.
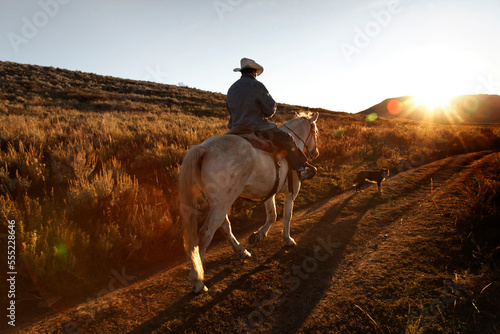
[54,241,68,259]
[366,113,378,122]
[387,99,402,115]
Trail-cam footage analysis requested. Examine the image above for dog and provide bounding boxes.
[352,167,389,193]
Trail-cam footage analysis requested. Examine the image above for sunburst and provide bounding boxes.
[413,93,455,111]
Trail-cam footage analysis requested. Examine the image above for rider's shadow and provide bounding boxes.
[267,192,374,333]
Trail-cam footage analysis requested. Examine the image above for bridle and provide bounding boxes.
[282,119,317,159]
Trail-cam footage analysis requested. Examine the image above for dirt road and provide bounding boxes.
[16,150,499,333]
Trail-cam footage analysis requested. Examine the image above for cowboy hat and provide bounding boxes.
[233,58,264,76]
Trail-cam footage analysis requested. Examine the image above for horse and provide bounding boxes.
[178,112,319,293]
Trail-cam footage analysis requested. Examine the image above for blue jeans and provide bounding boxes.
[256,128,307,170]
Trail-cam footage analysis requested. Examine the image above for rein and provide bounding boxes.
[282,121,316,158]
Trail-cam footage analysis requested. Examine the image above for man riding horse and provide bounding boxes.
[227,58,317,181]
[179,59,319,293]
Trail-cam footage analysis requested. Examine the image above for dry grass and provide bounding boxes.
[418,155,500,333]
[0,109,227,295]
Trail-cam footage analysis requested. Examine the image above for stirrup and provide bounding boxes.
[298,166,317,181]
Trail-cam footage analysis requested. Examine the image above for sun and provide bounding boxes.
[392,45,482,113]
[413,93,455,111]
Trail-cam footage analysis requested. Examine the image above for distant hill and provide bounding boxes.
[358,95,500,123]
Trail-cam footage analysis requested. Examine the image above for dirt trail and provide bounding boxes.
[16,150,498,333]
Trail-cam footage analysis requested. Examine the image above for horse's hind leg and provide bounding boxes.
[198,207,229,261]
[219,215,251,259]
[248,196,277,246]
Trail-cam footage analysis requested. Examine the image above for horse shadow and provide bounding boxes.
[128,247,291,334]
[266,192,374,333]
[128,192,375,333]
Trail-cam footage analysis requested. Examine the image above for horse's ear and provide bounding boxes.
[309,112,319,123]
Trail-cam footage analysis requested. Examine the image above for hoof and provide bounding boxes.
[284,237,297,247]
[192,281,208,294]
[248,232,260,246]
[240,249,252,259]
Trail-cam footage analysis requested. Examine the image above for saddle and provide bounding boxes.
[225,128,294,203]
[225,127,277,153]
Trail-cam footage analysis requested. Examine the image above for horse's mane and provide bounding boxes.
[281,112,312,126]
[295,111,313,119]
[285,112,319,129]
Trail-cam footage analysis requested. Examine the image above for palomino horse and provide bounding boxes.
[178,113,319,293]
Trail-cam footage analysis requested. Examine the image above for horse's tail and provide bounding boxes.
[179,144,207,293]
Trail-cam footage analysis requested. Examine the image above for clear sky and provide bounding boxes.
[1,0,499,113]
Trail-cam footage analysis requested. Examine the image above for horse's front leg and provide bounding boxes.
[282,192,297,247]
[248,196,277,246]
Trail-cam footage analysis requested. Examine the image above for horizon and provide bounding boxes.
[2,58,499,114]
[2,0,500,113]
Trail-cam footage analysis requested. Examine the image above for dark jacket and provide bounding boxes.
[226,73,277,131]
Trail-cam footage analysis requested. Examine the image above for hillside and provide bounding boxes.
[0,61,330,119]
[359,95,500,123]
[1,61,500,333]
[0,61,226,117]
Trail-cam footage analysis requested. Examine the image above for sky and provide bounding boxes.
[1,0,500,113]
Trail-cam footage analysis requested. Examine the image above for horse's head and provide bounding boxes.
[305,112,319,160]
[284,112,319,160]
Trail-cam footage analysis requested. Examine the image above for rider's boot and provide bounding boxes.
[297,163,317,181]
